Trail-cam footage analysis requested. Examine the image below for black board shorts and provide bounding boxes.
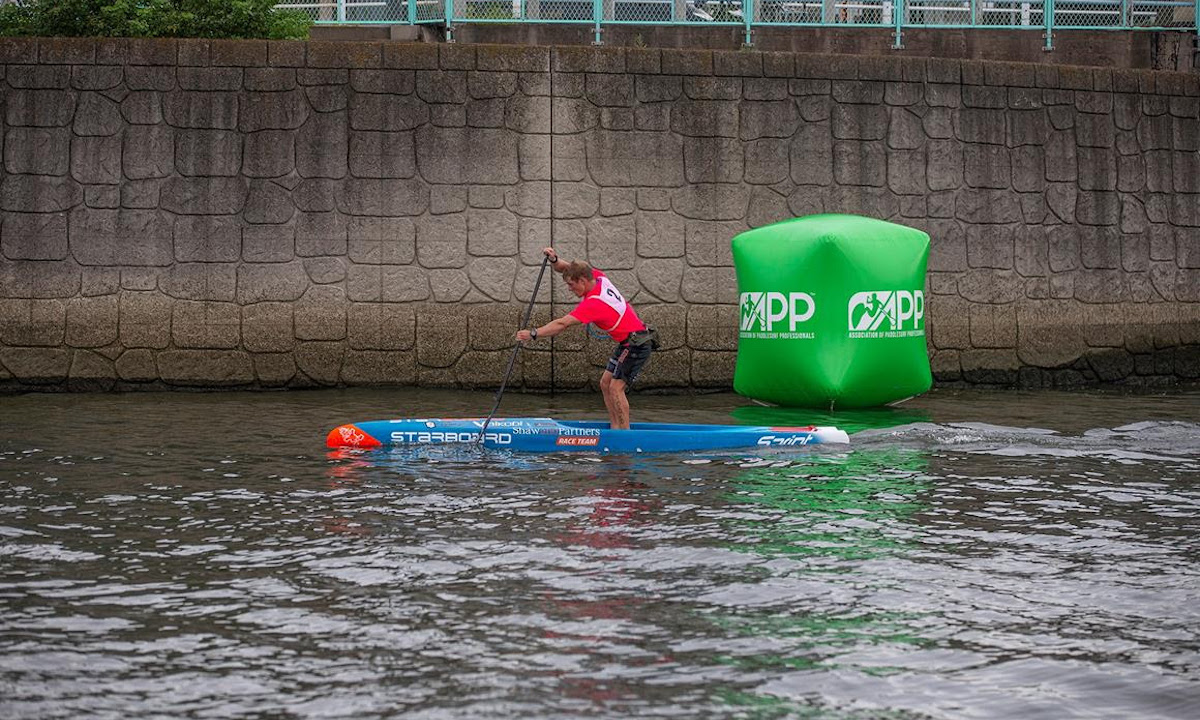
[606,340,652,384]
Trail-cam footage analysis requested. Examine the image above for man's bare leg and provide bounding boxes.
[607,377,630,430]
[600,371,618,428]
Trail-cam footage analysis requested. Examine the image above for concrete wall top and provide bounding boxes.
[2,36,1197,96]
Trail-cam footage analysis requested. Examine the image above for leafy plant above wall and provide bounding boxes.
[0,0,312,39]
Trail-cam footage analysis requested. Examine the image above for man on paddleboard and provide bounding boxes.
[516,248,658,430]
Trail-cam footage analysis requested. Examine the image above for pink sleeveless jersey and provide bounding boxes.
[568,269,646,343]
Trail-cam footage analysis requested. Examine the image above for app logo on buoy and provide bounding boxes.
[848,290,925,339]
[739,291,816,340]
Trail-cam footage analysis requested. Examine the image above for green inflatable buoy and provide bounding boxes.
[732,214,932,409]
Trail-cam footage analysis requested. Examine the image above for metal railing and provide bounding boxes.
[280,0,444,22]
[276,0,1199,47]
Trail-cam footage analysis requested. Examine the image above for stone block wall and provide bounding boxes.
[0,38,1197,392]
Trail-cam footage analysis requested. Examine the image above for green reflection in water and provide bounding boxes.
[730,403,931,435]
[726,448,930,560]
[710,448,935,716]
[715,686,929,720]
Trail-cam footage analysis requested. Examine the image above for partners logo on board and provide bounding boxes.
[847,290,925,339]
[739,291,816,340]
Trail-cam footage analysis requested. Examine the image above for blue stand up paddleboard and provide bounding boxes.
[326,417,850,454]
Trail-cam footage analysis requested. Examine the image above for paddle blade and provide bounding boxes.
[326,424,383,449]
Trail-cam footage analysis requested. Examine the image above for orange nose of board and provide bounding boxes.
[326,424,382,449]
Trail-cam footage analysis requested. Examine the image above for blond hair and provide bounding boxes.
[562,260,593,283]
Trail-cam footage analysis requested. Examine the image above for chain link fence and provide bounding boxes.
[606,1,743,24]
[1053,0,1192,27]
[274,0,1198,36]
[274,0,443,22]
[754,1,890,23]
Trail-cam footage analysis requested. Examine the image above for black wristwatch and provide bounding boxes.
[530,328,538,340]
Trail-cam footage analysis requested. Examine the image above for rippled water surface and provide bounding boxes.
[2,388,1198,719]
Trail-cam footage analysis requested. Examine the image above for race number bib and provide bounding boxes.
[593,276,627,331]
